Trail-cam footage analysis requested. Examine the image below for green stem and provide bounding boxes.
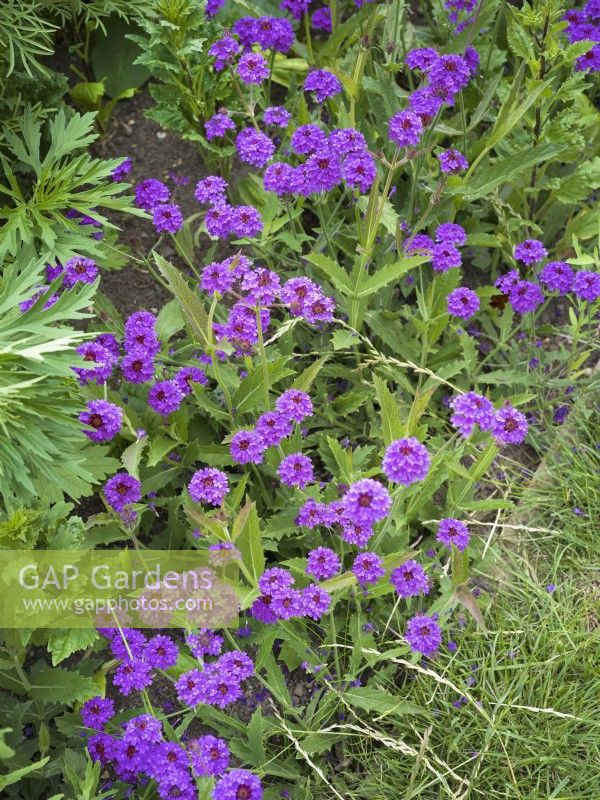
[255,305,271,411]
[303,12,314,63]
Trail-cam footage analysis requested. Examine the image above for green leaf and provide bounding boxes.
[47,629,98,666]
[0,757,49,791]
[232,356,294,414]
[154,253,210,346]
[233,502,265,584]
[292,355,329,392]
[345,687,425,719]
[28,669,98,705]
[121,437,147,478]
[156,298,185,341]
[69,81,105,111]
[373,374,404,445]
[304,253,353,295]
[91,17,150,98]
[358,256,424,297]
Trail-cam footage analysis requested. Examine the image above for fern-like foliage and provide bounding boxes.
[0,0,57,78]
[0,245,119,512]
[0,108,144,262]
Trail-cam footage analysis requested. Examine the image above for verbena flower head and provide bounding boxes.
[236,128,275,168]
[296,498,332,528]
[408,87,443,123]
[573,270,600,302]
[205,204,236,238]
[404,233,434,255]
[492,403,528,445]
[188,734,230,777]
[428,54,471,95]
[148,379,184,415]
[144,634,178,669]
[81,696,115,729]
[64,256,98,287]
[205,110,236,140]
[113,659,153,695]
[195,176,228,206]
[134,178,170,210]
[388,110,423,147]
[255,410,293,446]
[188,467,229,506]
[509,280,544,314]
[278,452,314,488]
[342,479,391,525]
[80,399,122,442]
[538,261,574,295]
[152,203,183,233]
[342,150,377,193]
[436,518,470,551]
[263,106,291,127]
[435,222,467,246]
[495,269,520,295]
[213,769,262,800]
[306,546,341,580]
[258,566,295,595]
[449,391,494,437]
[340,520,374,548]
[272,587,304,619]
[237,51,269,84]
[406,47,439,71]
[329,127,367,153]
[112,157,132,181]
[382,437,430,485]
[252,16,294,51]
[447,287,479,319]
[513,239,548,265]
[206,0,224,16]
[263,161,297,196]
[201,259,236,295]
[123,713,163,743]
[74,342,116,385]
[291,124,327,155]
[312,6,332,31]
[438,148,468,173]
[275,389,313,421]
[122,348,155,384]
[175,366,208,395]
[405,614,442,657]
[230,429,266,464]
[352,552,385,587]
[304,69,342,102]
[187,629,224,657]
[104,472,142,512]
[390,560,429,598]
[302,584,332,619]
[432,242,462,272]
[305,147,342,193]
[232,205,263,238]
[209,36,239,70]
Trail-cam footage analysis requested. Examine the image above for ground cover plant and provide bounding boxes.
[0,0,599,797]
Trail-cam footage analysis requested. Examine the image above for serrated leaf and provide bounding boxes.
[358,256,424,297]
[47,629,99,666]
[373,374,404,445]
[28,669,98,705]
[234,502,264,584]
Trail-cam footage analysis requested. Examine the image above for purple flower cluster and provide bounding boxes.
[449,392,494,437]
[306,547,341,580]
[195,175,264,241]
[437,148,469,174]
[405,613,442,657]
[122,311,160,384]
[80,399,122,442]
[564,5,600,71]
[304,69,342,103]
[250,566,331,623]
[382,437,430,485]
[188,467,229,506]
[278,452,314,488]
[390,560,429,598]
[436,518,470,551]
[134,176,183,234]
[205,109,236,140]
[446,287,480,319]
[233,16,294,52]
[352,552,385,587]
[175,650,254,708]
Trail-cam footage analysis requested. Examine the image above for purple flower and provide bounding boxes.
[123,714,163,743]
[495,269,520,294]
[447,287,479,319]
[205,204,236,238]
[213,769,262,800]
[342,150,377,193]
[175,366,208,395]
[255,411,293,446]
[352,552,385,587]
[390,560,429,598]
[278,452,314,488]
[232,17,258,45]
[304,69,342,102]
[272,588,304,619]
[302,584,332,619]
[280,0,309,19]
[232,205,263,238]
[263,161,297,196]
[209,36,239,71]
[311,7,332,31]
[342,479,391,525]
[388,110,423,147]
[276,389,313,421]
[340,520,374,548]
[206,0,224,17]
[122,348,155,383]
[64,256,98,287]
[201,259,236,295]
[306,547,340,580]
[81,696,115,729]
[148,379,184,415]
[405,613,442,657]
[236,128,275,168]
[436,518,470,551]
[264,106,291,127]
[428,54,471,95]
[296,498,332,528]
[80,399,122,442]
[230,429,266,464]
[432,242,462,272]
[19,286,59,313]
[408,87,443,123]
[438,149,468,174]
[74,342,116,385]
[492,403,528,445]
[465,46,480,74]
[449,391,494,436]
[237,51,269,84]
[188,468,229,506]
[573,270,600,302]
[195,176,228,206]
[144,635,178,669]
[259,567,294,595]
[404,233,434,255]
[538,261,574,295]
[576,43,600,71]
[291,124,327,155]
[435,222,467,246]
[305,147,342,193]
[252,17,295,51]
[188,735,230,777]
[152,203,183,233]
[513,239,548,265]
[329,127,367,153]
[406,47,439,71]
[205,110,235,140]
[509,280,544,314]
[134,178,170,210]
[104,472,142,512]
[382,437,430,485]
[112,157,132,181]
[187,629,223,658]
[113,659,152,695]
